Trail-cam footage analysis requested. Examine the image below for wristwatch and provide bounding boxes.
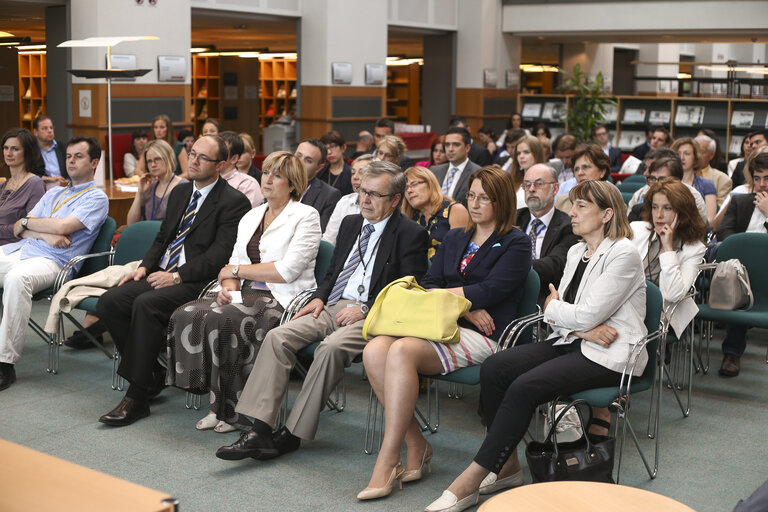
[172,272,181,285]
[360,304,369,315]
[232,265,240,278]
[20,217,29,230]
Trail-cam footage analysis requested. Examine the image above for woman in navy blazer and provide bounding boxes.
[358,167,531,501]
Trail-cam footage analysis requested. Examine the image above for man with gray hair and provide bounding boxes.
[516,163,578,305]
[695,134,732,206]
[217,159,429,461]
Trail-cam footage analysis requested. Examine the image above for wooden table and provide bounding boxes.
[478,481,696,512]
[101,180,137,227]
[0,439,177,512]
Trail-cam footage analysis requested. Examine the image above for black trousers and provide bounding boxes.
[97,278,204,390]
[722,324,748,356]
[474,339,622,473]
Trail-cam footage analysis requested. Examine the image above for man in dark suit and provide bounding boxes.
[517,163,578,305]
[448,116,493,167]
[715,152,768,378]
[430,126,481,207]
[593,124,622,173]
[370,118,413,170]
[216,160,428,461]
[296,138,342,231]
[32,115,69,186]
[96,135,252,426]
[631,126,654,161]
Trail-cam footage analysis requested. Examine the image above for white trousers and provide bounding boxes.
[0,252,61,364]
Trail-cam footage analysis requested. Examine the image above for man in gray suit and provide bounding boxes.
[430,126,481,207]
[295,138,342,232]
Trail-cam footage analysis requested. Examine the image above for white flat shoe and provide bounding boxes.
[479,469,524,495]
[196,412,218,431]
[214,421,236,433]
[424,490,479,512]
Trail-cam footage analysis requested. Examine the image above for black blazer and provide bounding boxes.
[54,140,69,180]
[517,207,579,304]
[304,178,342,232]
[313,211,429,309]
[422,227,531,340]
[632,142,650,161]
[731,160,746,188]
[718,193,761,241]
[608,146,622,174]
[141,177,251,284]
[316,162,353,196]
[468,143,493,167]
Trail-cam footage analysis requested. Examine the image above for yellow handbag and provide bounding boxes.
[362,276,472,344]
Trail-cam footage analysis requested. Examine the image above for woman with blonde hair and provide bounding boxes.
[402,166,468,260]
[376,134,407,168]
[166,151,322,433]
[425,180,646,512]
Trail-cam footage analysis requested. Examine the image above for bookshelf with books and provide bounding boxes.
[386,63,420,124]
[18,52,46,129]
[192,54,221,134]
[259,57,297,128]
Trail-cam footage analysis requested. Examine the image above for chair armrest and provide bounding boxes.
[497,310,544,351]
[279,289,316,325]
[614,327,665,407]
[197,279,220,299]
[52,250,115,293]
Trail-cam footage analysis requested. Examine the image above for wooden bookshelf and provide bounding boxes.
[386,63,420,124]
[259,57,297,127]
[191,55,221,134]
[18,52,46,129]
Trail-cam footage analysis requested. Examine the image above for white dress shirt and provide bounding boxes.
[525,206,556,259]
[340,214,391,302]
[747,205,768,234]
[322,192,360,246]
[444,158,470,198]
[159,179,217,269]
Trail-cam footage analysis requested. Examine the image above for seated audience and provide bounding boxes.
[631,126,654,161]
[496,113,529,147]
[695,134,732,206]
[201,118,222,137]
[477,126,498,156]
[371,118,413,170]
[401,166,468,261]
[672,137,717,224]
[727,135,749,178]
[219,131,263,207]
[555,142,611,212]
[95,135,251,426]
[431,127,481,206]
[627,156,707,223]
[123,129,148,178]
[137,114,182,176]
[533,122,551,142]
[517,163,579,304]
[715,152,768,378]
[416,135,447,168]
[32,115,69,187]
[214,160,428,462]
[593,124,622,173]
[375,134,407,169]
[510,135,548,205]
[237,132,262,183]
[359,166,531,501]
[698,128,727,173]
[731,131,767,187]
[552,134,577,184]
[350,130,374,160]
[0,136,109,391]
[316,130,352,195]
[166,151,321,433]
[449,117,493,167]
[713,146,768,232]
[424,180,645,512]
[494,129,526,169]
[0,129,46,246]
[177,130,195,155]
[322,154,371,246]
[295,138,341,232]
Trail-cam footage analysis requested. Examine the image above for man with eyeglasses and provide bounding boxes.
[716,152,768,378]
[369,118,413,170]
[593,125,622,173]
[217,160,428,462]
[627,156,707,223]
[295,138,342,232]
[96,135,251,426]
[515,163,578,305]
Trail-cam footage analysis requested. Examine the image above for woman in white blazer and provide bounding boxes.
[166,151,321,433]
[425,181,646,512]
[630,178,706,339]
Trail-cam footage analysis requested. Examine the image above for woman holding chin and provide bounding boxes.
[424,180,646,512]
[165,151,321,433]
[125,139,186,225]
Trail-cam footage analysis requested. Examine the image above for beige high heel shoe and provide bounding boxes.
[357,462,404,500]
[402,442,433,483]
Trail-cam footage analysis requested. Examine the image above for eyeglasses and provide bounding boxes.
[645,175,667,184]
[522,180,555,190]
[188,150,219,164]
[406,180,426,190]
[466,192,493,205]
[146,157,164,166]
[359,187,393,200]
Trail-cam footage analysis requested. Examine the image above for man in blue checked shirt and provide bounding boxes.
[0,136,109,391]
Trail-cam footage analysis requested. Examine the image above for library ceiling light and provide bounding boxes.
[677,73,692,79]
[17,44,46,50]
[387,57,423,66]
[698,65,768,74]
[0,31,15,38]
[190,47,210,53]
[58,36,159,48]
[258,52,297,60]
[520,64,559,73]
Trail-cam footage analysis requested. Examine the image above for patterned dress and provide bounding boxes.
[415,199,455,261]
[166,225,284,428]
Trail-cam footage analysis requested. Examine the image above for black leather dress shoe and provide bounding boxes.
[216,430,279,461]
[99,397,150,426]
[0,364,16,391]
[64,322,106,350]
[719,354,741,377]
[273,426,301,455]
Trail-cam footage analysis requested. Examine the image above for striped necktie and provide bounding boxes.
[529,218,543,259]
[165,191,201,272]
[327,223,375,305]
[442,167,459,195]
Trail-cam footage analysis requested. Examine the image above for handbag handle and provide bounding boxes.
[545,398,594,460]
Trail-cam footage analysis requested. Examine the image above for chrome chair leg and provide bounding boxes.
[364,388,384,455]
[112,348,124,391]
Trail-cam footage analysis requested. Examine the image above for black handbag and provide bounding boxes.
[525,398,615,483]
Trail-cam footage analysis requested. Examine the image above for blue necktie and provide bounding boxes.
[529,218,543,259]
[165,191,201,272]
[442,167,459,195]
[327,224,375,305]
